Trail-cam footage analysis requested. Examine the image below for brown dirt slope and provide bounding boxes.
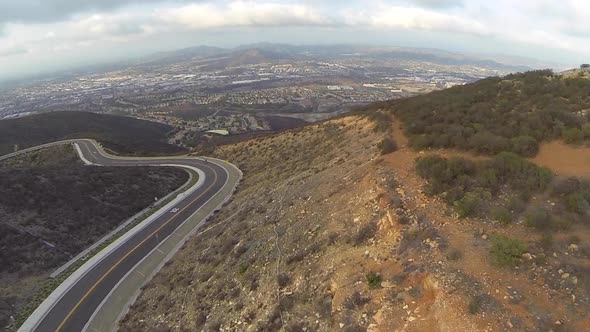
[121,113,590,332]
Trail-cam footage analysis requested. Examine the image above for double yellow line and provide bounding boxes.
[55,149,218,331]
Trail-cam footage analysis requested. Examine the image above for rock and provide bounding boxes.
[381,281,394,288]
[507,321,514,328]
[572,276,578,285]
[408,316,416,322]
[340,323,345,329]
[558,269,564,274]
[562,273,570,279]
[482,234,488,240]
[569,244,579,252]
[522,253,533,260]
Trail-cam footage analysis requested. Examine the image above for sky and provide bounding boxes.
[1,0,589,80]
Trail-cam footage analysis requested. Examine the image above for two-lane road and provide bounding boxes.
[9,140,240,332]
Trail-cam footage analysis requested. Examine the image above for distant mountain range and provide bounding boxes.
[1,43,554,89]
[134,43,535,73]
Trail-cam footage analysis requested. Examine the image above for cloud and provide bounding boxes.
[73,14,149,37]
[342,5,488,36]
[157,2,329,29]
[0,47,28,57]
[3,0,590,79]
[410,0,464,9]
[0,0,192,25]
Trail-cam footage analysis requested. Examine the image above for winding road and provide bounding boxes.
[3,139,241,332]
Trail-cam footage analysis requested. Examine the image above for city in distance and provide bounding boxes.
[0,44,535,152]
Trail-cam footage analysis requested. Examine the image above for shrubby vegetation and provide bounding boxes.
[365,110,392,133]
[416,153,553,218]
[0,166,188,275]
[416,152,590,231]
[378,137,397,155]
[547,177,590,227]
[390,70,590,156]
[0,111,186,156]
[0,163,188,328]
[366,271,382,289]
[490,235,527,267]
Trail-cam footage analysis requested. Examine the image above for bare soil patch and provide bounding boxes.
[532,141,590,178]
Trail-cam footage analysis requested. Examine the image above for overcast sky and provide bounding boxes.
[0,0,589,79]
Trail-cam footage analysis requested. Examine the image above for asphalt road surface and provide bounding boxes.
[14,140,233,332]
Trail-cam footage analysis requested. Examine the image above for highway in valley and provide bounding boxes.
[3,140,241,332]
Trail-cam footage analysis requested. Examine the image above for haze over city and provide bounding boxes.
[2,0,590,79]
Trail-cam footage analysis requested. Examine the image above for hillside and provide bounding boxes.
[389,70,590,157]
[120,71,590,331]
[0,146,188,329]
[0,111,186,156]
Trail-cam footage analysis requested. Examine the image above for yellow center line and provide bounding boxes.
[55,146,218,331]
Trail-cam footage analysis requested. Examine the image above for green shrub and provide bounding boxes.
[525,208,553,230]
[367,111,392,133]
[490,235,527,267]
[454,192,483,218]
[378,137,398,155]
[565,193,590,214]
[510,136,539,157]
[563,128,584,144]
[470,131,509,155]
[491,206,512,224]
[507,196,527,214]
[539,233,553,251]
[366,271,382,289]
[415,153,553,222]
